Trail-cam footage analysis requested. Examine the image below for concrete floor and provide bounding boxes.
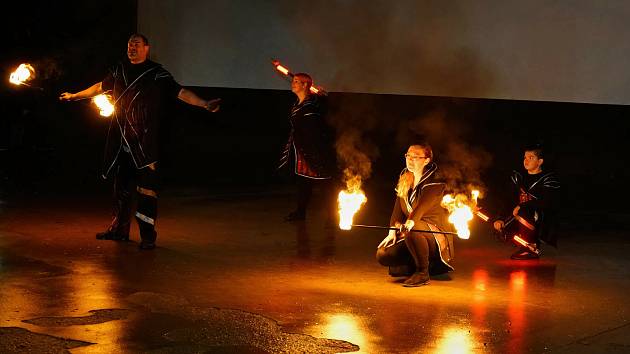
[1,190,629,353]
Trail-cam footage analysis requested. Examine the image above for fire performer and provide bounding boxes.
[279,73,335,222]
[59,33,220,250]
[493,144,561,260]
[376,144,455,287]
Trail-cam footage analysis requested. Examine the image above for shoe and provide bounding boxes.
[284,210,306,222]
[138,240,156,250]
[510,249,539,260]
[403,271,430,287]
[96,229,129,241]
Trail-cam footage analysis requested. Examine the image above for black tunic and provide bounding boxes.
[279,94,333,179]
[101,60,181,177]
[508,170,561,246]
[390,163,456,271]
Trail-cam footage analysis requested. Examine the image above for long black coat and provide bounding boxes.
[279,94,333,179]
[101,60,181,177]
[390,163,455,273]
[508,170,561,246]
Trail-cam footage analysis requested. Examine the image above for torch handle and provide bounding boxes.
[351,224,458,236]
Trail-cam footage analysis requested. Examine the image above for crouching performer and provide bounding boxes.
[376,143,455,287]
[493,144,561,260]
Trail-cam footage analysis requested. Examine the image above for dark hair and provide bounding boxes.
[293,73,312,88]
[524,143,544,159]
[129,33,149,45]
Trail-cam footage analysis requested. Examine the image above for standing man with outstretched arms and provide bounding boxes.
[60,33,220,250]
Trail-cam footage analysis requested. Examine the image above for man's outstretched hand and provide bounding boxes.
[59,92,75,101]
[206,98,221,112]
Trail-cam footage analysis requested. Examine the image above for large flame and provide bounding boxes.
[337,173,367,230]
[92,94,115,117]
[9,63,35,86]
[441,191,480,239]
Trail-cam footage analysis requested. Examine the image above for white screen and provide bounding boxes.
[139,0,630,105]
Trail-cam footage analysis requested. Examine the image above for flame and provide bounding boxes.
[441,191,481,239]
[337,174,367,230]
[92,94,115,117]
[9,63,35,86]
[471,189,480,203]
[275,63,290,76]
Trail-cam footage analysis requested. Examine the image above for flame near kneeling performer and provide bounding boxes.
[376,143,455,287]
[59,33,220,250]
[493,144,561,260]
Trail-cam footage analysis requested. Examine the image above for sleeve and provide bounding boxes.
[101,68,115,92]
[389,197,405,226]
[408,183,445,224]
[155,68,182,98]
[519,173,561,211]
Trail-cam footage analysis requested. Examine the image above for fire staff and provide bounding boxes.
[278,73,335,222]
[59,33,220,250]
[376,143,455,287]
[493,144,561,260]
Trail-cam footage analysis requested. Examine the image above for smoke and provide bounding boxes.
[275,0,493,97]
[326,94,382,187]
[398,109,492,193]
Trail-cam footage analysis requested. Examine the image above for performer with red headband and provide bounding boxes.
[493,144,561,260]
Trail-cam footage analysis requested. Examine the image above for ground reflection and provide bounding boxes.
[433,327,475,354]
[310,312,374,353]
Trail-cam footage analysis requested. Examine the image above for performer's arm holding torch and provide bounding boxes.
[377,198,404,248]
[59,82,103,101]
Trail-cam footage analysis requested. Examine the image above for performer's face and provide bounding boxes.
[127,37,149,64]
[523,151,543,173]
[291,77,308,95]
[405,146,430,174]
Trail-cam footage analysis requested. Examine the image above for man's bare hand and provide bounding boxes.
[493,220,505,232]
[59,92,75,101]
[206,98,221,112]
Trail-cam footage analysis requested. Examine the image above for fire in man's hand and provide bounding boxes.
[9,63,35,86]
[92,94,115,117]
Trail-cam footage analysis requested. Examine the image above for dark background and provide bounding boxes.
[1,1,629,219]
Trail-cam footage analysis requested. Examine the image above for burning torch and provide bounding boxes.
[271,59,325,95]
[337,176,459,237]
[8,63,43,90]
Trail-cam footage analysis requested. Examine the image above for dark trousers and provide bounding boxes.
[296,176,336,221]
[109,151,159,242]
[376,225,438,274]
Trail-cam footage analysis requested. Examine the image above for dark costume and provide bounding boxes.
[376,163,455,276]
[498,170,561,249]
[279,94,334,218]
[100,59,181,243]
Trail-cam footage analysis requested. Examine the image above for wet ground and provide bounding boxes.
[1,189,629,353]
